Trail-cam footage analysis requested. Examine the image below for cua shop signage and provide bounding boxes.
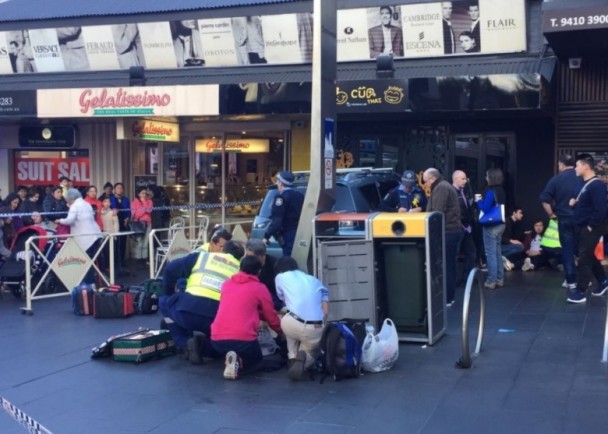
[335,79,408,113]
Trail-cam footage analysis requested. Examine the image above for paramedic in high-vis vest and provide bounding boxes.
[160,240,244,363]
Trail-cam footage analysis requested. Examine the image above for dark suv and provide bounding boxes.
[251,168,401,257]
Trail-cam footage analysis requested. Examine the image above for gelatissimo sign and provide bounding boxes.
[37,85,219,117]
[195,138,270,153]
[117,118,179,142]
[336,79,407,113]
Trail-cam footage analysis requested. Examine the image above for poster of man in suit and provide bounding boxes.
[367,5,404,58]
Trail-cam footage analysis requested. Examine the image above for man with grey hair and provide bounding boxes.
[423,168,462,306]
[56,188,102,284]
[246,238,281,310]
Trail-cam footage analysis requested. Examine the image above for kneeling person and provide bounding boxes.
[160,240,244,363]
[210,256,283,380]
[275,256,329,381]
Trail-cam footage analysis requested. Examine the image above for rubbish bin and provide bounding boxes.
[313,213,376,323]
[371,212,446,345]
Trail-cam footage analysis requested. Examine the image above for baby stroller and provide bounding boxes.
[0,225,63,299]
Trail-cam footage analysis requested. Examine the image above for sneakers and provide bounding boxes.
[186,332,205,365]
[224,351,240,380]
[567,291,587,304]
[592,280,608,297]
[562,280,591,289]
[521,258,534,272]
[287,350,307,381]
[502,256,514,271]
[446,299,455,308]
[496,280,504,288]
[483,281,496,290]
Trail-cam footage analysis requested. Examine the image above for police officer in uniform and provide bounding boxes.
[263,171,304,256]
[381,170,427,212]
[159,240,245,363]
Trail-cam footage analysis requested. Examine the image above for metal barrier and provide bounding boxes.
[456,267,487,369]
[148,218,254,279]
[20,231,119,315]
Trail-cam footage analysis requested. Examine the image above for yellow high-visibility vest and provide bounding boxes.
[185,252,239,301]
[540,219,561,249]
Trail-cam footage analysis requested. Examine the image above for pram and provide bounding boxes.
[0,225,64,299]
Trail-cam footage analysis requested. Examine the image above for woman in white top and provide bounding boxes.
[56,188,102,284]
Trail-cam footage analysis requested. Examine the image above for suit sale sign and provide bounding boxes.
[14,157,90,186]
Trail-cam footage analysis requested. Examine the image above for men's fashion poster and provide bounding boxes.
[0,0,526,74]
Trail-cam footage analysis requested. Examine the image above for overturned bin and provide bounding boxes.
[371,212,446,345]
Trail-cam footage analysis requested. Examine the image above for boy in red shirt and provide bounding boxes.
[210,255,283,380]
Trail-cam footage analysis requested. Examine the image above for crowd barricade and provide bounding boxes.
[148,218,255,279]
[20,231,120,315]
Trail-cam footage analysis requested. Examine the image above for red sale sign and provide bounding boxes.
[14,157,91,187]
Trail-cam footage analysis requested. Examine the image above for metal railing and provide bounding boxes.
[456,267,487,369]
[19,232,119,315]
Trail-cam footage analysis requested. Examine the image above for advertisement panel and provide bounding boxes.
[14,157,90,186]
[28,28,64,72]
[261,14,302,63]
[0,0,526,74]
[37,84,219,118]
[80,25,120,70]
[199,18,238,66]
[138,22,176,69]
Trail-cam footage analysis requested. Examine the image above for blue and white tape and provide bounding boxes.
[1,397,53,434]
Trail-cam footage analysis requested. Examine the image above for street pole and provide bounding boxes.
[291,0,337,271]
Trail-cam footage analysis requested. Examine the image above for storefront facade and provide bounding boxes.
[0,0,559,224]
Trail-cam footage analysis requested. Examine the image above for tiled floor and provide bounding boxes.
[0,265,607,434]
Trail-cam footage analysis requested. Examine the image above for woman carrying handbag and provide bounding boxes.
[475,168,507,289]
[130,187,153,266]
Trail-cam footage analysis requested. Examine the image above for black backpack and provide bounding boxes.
[318,318,367,382]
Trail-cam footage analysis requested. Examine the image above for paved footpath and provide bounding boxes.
[0,267,607,434]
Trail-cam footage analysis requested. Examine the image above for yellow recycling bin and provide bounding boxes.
[371,212,446,345]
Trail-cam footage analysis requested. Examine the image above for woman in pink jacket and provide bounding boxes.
[130,187,153,264]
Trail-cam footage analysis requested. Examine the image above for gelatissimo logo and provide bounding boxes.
[79,88,172,116]
[132,121,174,139]
[57,256,87,267]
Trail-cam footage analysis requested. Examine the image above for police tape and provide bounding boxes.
[1,397,53,434]
[0,199,263,220]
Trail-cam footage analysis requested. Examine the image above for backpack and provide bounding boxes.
[318,319,367,382]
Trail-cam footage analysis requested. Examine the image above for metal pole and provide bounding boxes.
[221,133,226,226]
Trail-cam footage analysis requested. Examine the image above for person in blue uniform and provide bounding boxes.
[159,240,245,363]
[263,171,304,256]
[380,170,427,212]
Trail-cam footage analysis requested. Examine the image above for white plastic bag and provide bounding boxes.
[361,318,399,372]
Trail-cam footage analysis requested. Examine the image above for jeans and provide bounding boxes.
[558,218,577,285]
[575,225,606,293]
[482,224,505,284]
[501,243,524,262]
[445,230,464,303]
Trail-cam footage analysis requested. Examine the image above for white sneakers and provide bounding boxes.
[223,351,240,380]
[502,256,514,271]
[522,258,534,272]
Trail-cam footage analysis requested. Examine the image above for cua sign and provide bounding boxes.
[15,157,90,186]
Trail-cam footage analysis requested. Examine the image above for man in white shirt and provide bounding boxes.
[275,256,329,381]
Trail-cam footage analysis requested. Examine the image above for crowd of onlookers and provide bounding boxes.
[0,177,171,274]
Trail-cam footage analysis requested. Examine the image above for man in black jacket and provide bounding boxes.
[566,154,608,304]
[452,170,476,282]
[424,168,462,306]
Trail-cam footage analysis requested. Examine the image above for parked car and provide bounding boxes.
[251,167,401,257]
